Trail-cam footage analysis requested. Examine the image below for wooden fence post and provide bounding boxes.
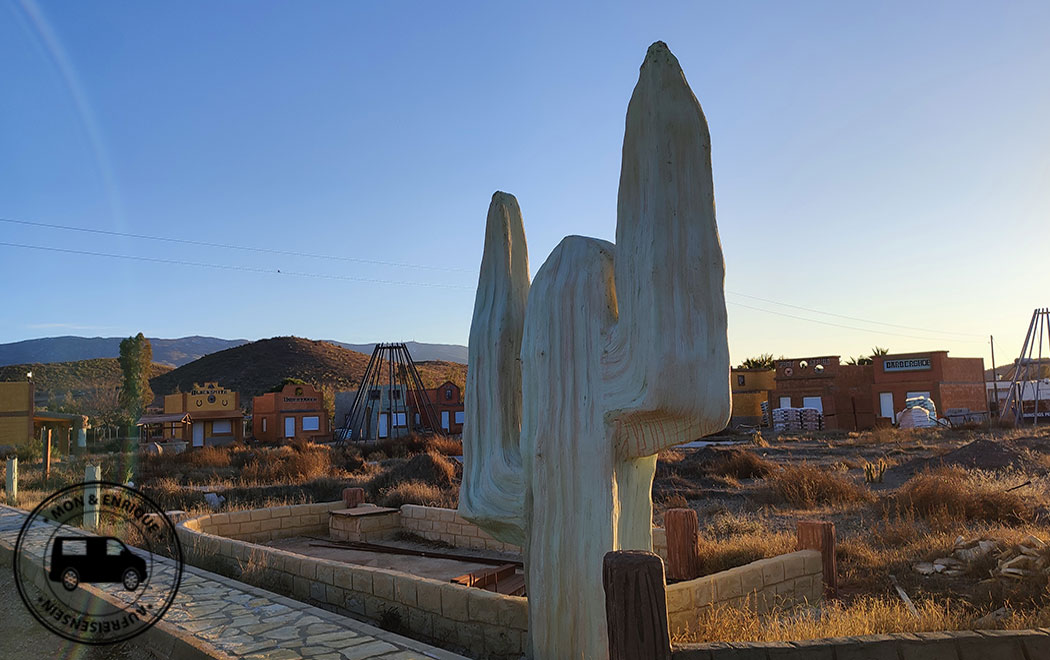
[664,508,701,580]
[342,487,365,508]
[84,465,101,530]
[5,457,16,506]
[797,520,836,597]
[603,550,672,660]
[42,428,51,479]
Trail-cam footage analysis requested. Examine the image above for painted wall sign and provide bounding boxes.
[884,357,932,372]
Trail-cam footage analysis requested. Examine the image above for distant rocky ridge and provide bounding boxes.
[0,335,467,368]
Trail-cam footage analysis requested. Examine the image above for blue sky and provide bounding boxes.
[2,1,1048,368]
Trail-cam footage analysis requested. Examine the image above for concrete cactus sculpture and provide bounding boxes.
[460,41,730,659]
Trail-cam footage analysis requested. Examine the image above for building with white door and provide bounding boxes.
[140,382,243,448]
[251,382,331,443]
[769,351,986,431]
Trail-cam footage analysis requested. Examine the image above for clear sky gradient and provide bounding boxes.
[2,1,1048,368]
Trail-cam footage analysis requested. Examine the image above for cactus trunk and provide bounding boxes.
[461,41,730,659]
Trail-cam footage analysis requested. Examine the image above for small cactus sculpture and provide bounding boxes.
[460,41,731,659]
[865,459,887,484]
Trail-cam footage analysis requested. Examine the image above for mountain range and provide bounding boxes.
[0,335,467,367]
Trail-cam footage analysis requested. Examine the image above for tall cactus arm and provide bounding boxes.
[603,41,731,459]
[458,192,530,546]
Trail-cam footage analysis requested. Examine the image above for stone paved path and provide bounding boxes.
[0,505,465,660]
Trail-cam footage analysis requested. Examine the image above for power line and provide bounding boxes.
[726,300,984,343]
[0,216,472,273]
[726,290,984,338]
[0,221,988,343]
[0,241,472,290]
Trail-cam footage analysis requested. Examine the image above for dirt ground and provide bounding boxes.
[0,568,160,660]
[268,535,513,581]
[653,425,1050,614]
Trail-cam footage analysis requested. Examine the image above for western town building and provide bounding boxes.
[138,381,243,448]
[769,351,986,431]
[0,381,88,450]
[252,382,331,443]
[729,368,775,427]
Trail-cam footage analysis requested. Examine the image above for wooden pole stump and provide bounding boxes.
[664,507,701,580]
[797,520,836,597]
[5,457,16,506]
[603,550,672,660]
[342,487,365,508]
[84,465,101,530]
[42,428,51,479]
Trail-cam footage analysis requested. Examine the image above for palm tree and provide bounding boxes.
[739,354,776,370]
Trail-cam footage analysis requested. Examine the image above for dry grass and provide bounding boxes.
[241,443,332,484]
[708,449,775,480]
[378,480,457,508]
[760,463,874,508]
[883,466,1033,524]
[672,596,1050,644]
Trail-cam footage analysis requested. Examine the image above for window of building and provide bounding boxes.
[454,411,465,425]
[445,388,453,400]
[802,396,823,413]
[779,397,791,409]
[414,413,420,425]
[737,375,746,387]
[302,416,320,431]
[212,420,232,434]
[393,413,407,427]
[262,418,267,433]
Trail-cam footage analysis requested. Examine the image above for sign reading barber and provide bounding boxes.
[13,482,183,645]
[883,357,932,372]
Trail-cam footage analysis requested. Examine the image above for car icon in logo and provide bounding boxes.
[48,536,147,592]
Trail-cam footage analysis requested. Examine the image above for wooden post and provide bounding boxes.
[797,520,836,597]
[342,487,365,508]
[84,465,101,530]
[602,550,672,660]
[5,457,16,506]
[42,428,51,479]
[664,508,700,580]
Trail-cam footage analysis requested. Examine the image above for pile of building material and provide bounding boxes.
[897,396,946,429]
[912,535,1050,582]
[991,535,1049,580]
[772,407,824,433]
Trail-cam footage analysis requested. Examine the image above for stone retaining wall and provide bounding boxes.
[180,500,343,543]
[673,629,1050,659]
[666,550,823,636]
[399,505,520,554]
[178,503,822,659]
[177,502,528,659]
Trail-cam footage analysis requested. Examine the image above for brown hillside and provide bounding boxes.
[0,359,173,398]
[148,336,467,403]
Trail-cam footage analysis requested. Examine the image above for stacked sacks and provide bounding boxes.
[897,396,943,429]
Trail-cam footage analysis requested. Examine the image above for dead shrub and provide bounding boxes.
[367,450,459,500]
[378,480,456,508]
[885,467,1032,524]
[760,464,873,508]
[241,443,331,483]
[187,446,232,468]
[709,450,775,480]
